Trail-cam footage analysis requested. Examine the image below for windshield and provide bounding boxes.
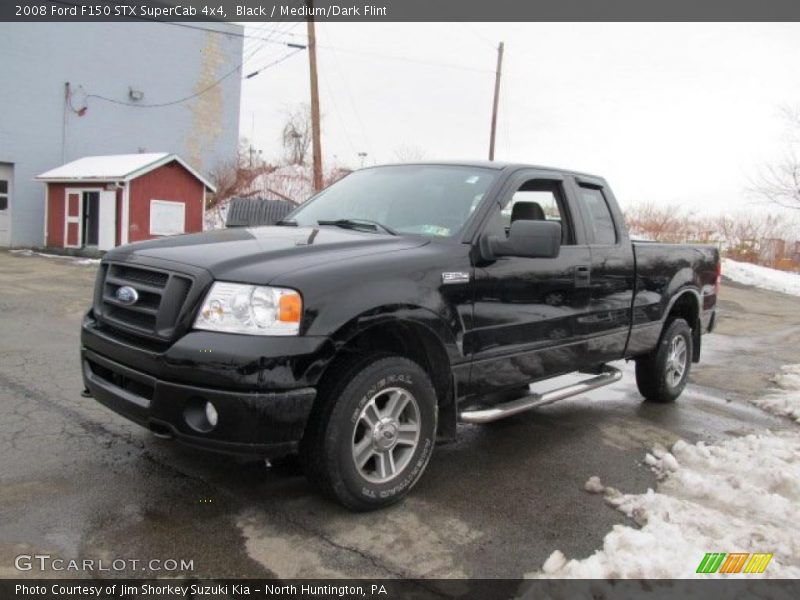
[284,165,498,237]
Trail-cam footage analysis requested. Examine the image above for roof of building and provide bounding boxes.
[36,153,216,192]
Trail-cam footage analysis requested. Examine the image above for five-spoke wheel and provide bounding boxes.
[301,355,437,511]
[635,318,693,403]
[352,387,421,483]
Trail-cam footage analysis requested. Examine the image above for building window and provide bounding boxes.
[150,200,186,236]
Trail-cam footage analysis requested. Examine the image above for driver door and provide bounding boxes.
[465,172,594,397]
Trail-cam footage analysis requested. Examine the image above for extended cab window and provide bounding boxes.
[579,185,617,245]
[485,179,574,245]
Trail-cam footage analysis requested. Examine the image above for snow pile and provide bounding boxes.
[528,365,800,580]
[722,258,800,297]
[530,431,800,579]
[751,364,800,423]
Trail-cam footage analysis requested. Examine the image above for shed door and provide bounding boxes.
[64,189,82,248]
[0,164,11,247]
[97,191,117,250]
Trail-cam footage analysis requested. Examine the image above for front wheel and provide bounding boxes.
[301,355,437,511]
[635,318,693,403]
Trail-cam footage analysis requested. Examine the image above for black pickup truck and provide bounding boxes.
[81,162,719,510]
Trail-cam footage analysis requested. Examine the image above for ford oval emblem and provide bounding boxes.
[115,285,139,305]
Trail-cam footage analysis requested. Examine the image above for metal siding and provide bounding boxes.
[225,198,295,228]
[128,162,204,243]
[0,22,242,246]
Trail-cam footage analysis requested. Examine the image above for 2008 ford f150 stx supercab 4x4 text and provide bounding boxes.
[81,162,719,510]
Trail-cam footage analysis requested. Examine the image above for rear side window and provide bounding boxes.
[578,185,617,245]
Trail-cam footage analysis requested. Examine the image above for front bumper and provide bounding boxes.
[81,313,330,457]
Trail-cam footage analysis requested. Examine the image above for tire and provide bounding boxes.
[300,355,438,511]
[635,318,693,403]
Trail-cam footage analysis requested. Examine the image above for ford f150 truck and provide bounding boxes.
[81,162,719,510]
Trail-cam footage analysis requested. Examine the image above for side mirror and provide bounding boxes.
[480,220,562,260]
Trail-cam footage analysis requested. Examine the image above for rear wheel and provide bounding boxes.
[301,355,437,511]
[635,318,693,403]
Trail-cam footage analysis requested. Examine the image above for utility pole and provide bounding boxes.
[307,0,323,191]
[488,41,504,161]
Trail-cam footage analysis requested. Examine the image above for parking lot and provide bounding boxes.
[1,249,798,580]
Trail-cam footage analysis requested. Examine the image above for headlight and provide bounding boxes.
[194,282,302,336]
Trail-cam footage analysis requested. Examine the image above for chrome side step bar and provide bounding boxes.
[458,365,623,424]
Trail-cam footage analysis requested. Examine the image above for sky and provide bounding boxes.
[238,22,800,213]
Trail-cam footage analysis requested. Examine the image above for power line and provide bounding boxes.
[315,42,494,74]
[458,23,497,50]
[241,10,303,68]
[321,26,375,161]
[45,0,301,45]
[243,48,306,80]
[44,1,491,75]
[55,0,305,108]
[85,43,304,107]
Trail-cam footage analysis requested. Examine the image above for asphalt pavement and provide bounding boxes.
[1,250,798,581]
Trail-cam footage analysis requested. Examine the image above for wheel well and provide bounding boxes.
[321,321,453,408]
[666,291,701,361]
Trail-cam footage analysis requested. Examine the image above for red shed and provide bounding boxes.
[36,153,215,250]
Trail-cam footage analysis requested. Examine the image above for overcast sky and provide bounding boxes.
[239,22,800,213]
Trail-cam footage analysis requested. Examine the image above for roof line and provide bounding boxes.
[124,154,216,192]
[36,153,217,192]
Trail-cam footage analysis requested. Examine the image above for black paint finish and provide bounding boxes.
[82,162,719,454]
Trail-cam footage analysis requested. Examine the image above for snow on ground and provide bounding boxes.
[9,248,100,266]
[205,203,228,230]
[722,258,800,297]
[529,368,800,579]
[752,365,800,423]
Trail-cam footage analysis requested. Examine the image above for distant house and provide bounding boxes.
[0,21,242,247]
[36,153,215,250]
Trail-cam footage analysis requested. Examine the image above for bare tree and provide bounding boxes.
[752,106,800,210]
[281,104,312,166]
[207,138,279,210]
[393,145,428,162]
[623,202,707,242]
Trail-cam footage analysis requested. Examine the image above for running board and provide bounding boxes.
[458,365,623,424]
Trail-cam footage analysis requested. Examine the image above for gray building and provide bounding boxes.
[0,21,243,247]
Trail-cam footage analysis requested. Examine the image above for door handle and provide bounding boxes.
[575,265,591,287]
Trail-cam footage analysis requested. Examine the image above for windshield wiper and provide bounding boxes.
[317,219,397,235]
[275,219,298,226]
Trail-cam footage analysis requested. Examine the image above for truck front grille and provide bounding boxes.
[95,262,195,342]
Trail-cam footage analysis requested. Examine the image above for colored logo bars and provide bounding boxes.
[696,552,773,574]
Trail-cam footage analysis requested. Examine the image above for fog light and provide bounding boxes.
[205,402,219,428]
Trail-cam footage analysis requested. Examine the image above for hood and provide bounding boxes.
[105,226,429,283]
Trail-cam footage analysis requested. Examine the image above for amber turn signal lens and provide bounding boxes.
[279,293,302,323]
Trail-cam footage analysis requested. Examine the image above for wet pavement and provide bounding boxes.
[1,249,798,579]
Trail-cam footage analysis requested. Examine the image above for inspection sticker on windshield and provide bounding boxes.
[465,175,480,184]
[421,225,451,236]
